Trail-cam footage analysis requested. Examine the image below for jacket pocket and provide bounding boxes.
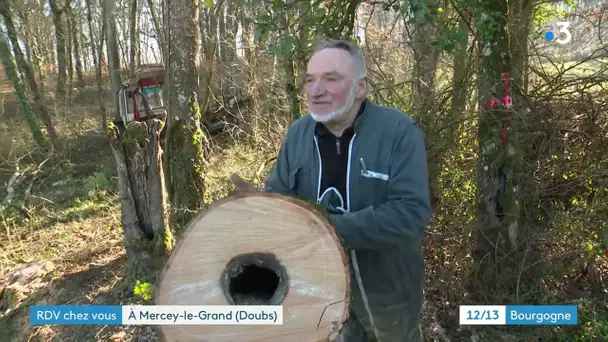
[361,169,389,181]
[358,158,390,203]
[359,157,390,181]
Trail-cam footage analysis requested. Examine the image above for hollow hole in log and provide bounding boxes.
[221,252,289,306]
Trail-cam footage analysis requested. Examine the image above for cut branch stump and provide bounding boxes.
[107,119,172,276]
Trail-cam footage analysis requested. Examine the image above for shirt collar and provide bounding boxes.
[315,98,367,137]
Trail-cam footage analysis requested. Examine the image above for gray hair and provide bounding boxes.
[312,38,367,80]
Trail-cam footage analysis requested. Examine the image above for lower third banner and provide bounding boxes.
[29,305,283,325]
[459,305,578,325]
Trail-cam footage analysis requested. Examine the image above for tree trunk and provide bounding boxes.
[280,10,300,123]
[508,0,533,93]
[0,31,45,148]
[154,192,349,342]
[38,0,55,75]
[107,120,173,278]
[66,10,75,101]
[18,10,45,94]
[103,0,171,278]
[146,0,164,59]
[129,0,139,73]
[119,10,129,69]
[217,0,228,99]
[69,8,86,89]
[474,0,522,271]
[411,0,439,125]
[86,0,108,130]
[163,0,209,226]
[451,7,472,120]
[199,1,222,119]
[20,18,34,68]
[49,0,68,106]
[103,0,122,121]
[296,0,310,83]
[0,0,58,143]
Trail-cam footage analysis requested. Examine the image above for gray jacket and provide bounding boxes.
[265,100,431,332]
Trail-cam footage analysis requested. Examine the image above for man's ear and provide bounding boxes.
[356,77,369,99]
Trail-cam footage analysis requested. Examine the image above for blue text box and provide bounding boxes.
[30,305,123,325]
[506,305,578,325]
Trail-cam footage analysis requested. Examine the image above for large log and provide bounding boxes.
[155,192,350,342]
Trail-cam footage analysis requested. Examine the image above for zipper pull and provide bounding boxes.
[336,139,341,155]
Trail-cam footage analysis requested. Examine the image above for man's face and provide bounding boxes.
[305,48,364,123]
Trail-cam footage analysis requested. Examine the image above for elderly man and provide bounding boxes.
[265,38,431,342]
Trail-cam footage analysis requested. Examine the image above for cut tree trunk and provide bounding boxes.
[107,119,173,277]
[155,192,350,342]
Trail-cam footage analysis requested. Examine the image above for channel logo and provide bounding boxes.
[544,21,572,44]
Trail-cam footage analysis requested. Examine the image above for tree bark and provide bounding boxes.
[107,120,173,277]
[37,0,55,75]
[474,0,522,269]
[0,31,45,148]
[0,0,58,143]
[129,0,139,73]
[508,0,533,93]
[451,7,472,120]
[279,10,301,123]
[86,0,108,130]
[199,0,222,121]
[296,0,310,82]
[163,0,209,226]
[217,0,228,99]
[103,0,122,121]
[66,8,74,100]
[49,0,68,106]
[69,7,86,89]
[18,9,45,94]
[146,0,164,59]
[411,0,439,126]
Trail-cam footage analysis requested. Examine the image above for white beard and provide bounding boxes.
[310,82,357,123]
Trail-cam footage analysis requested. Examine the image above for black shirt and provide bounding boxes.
[315,100,366,211]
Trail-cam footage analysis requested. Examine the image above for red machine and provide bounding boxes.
[115,63,166,126]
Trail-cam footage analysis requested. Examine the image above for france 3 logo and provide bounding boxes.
[544,22,573,44]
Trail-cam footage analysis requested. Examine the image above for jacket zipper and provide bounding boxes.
[313,136,322,201]
[345,134,356,211]
[336,138,341,155]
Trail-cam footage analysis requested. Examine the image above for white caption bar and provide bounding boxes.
[122,305,283,325]
[459,305,506,325]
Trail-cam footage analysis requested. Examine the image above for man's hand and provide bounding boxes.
[230,173,259,192]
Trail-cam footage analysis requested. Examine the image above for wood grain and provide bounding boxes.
[155,192,350,342]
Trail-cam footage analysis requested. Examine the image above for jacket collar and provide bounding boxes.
[315,98,368,137]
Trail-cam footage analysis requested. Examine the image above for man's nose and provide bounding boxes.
[309,82,326,97]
